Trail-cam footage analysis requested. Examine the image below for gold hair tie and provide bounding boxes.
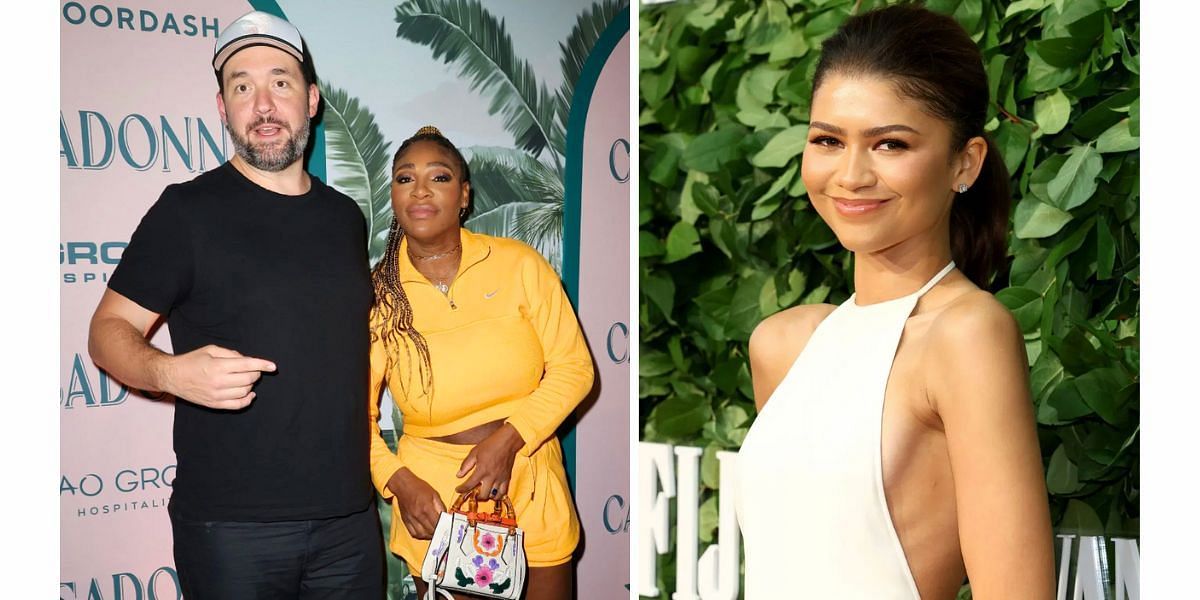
[416,125,442,137]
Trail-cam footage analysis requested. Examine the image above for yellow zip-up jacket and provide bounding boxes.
[368,228,595,499]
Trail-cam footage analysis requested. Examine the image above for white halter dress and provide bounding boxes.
[734,262,956,599]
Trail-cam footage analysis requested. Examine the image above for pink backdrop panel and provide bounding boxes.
[573,31,631,598]
[60,1,251,597]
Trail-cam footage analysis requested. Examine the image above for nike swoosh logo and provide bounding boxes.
[484,290,499,299]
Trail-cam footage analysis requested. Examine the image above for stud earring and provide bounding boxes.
[957,184,969,193]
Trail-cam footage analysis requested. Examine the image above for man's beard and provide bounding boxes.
[227,117,310,172]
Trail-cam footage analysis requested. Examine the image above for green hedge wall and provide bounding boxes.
[638,0,1139,595]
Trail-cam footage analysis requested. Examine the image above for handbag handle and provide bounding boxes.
[449,491,518,531]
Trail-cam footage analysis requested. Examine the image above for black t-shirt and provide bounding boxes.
[108,162,374,521]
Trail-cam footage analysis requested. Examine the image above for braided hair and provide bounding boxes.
[368,126,471,401]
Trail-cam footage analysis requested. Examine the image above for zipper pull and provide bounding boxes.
[448,297,457,310]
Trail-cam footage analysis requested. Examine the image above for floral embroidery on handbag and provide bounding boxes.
[421,492,526,600]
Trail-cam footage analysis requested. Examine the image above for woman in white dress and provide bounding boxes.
[735,5,1055,599]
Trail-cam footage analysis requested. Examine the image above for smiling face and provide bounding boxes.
[390,140,471,244]
[216,45,319,172]
[801,73,982,260]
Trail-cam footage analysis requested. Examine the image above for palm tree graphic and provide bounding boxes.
[323,0,626,275]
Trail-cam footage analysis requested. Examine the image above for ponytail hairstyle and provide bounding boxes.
[812,3,1010,288]
[369,126,471,401]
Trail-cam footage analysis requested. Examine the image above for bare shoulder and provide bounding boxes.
[924,290,1030,413]
[751,303,838,356]
[748,303,837,411]
[925,290,1022,352]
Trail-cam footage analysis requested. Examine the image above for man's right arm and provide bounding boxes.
[88,288,275,410]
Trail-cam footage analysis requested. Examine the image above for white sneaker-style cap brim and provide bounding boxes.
[213,11,304,71]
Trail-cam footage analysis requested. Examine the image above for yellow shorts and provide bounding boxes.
[386,434,580,571]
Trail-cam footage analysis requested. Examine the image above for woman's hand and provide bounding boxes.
[454,423,526,501]
[387,468,447,540]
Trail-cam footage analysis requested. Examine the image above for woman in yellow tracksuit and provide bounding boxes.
[367,126,594,600]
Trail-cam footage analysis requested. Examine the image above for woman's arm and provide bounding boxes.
[368,337,446,538]
[368,339,405,500]
[928,293,1055,599]
[501,252,596,456]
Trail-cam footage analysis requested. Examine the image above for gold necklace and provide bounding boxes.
[407,246,459,296]
[407,243,462,262]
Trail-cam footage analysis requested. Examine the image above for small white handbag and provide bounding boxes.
[420,493,526,600]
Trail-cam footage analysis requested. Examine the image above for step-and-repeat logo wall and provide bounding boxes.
[567,20,631,597]
[60,2,246,596]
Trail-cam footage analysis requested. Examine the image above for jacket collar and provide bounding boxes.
[398,227,491,284]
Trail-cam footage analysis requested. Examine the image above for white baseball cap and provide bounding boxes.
[213,11,305,72]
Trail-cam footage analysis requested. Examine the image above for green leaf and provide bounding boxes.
[680,170,711,224]
[1059,499,1105,535]
[801,283,831,305]
[1076,367,1134,425]
[1033,89,1070,136]
[649,136,685,187]
[728,274,768,340]
[994,119,1033,174]
[649,394,714,439]
[778,269,807,307]
[700,444,721,489]
[1009,250,1048,291]
[795,211,838,251]
[997,287,1044,333]
[752,163,798,220]
[1046,445,1083,494]
[642,272,676,321]
[465,146,563,210]
[556,0,627,131]
[1040,377,1096,423]
[319,83,394,265]
[664,221,702,263]
[640,350,674,378]
[698,495,719,543]
[1024,47,1077,92]
[395,0,562,161]
[803,6,848,39]
[1032,37,1093,68]
[1029,153,1067,204]
[1014,196,1073,239]
[758,277,780,317]
[750,125,809,168]
[1097,215,1115,279]
[1030,350,1065,401]
[1047,146,1103,210]
[682,128,745,172]
[744,67,788,105]
[468,200,564,271]
[1004,0,1050,19]
[686,0,730,31]
[1071,89,1138,140]
[674,48,716,84]
[767,29,810,62]
[1045,217,1094,268]
[1129,98,1140,136]
[1096,118,1139,153]
[639,40,668,70]
[640,230,665,258]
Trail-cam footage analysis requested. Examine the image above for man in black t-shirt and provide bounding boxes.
[88,11,382,599]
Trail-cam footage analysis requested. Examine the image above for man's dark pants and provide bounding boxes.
[169,503,384,599]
